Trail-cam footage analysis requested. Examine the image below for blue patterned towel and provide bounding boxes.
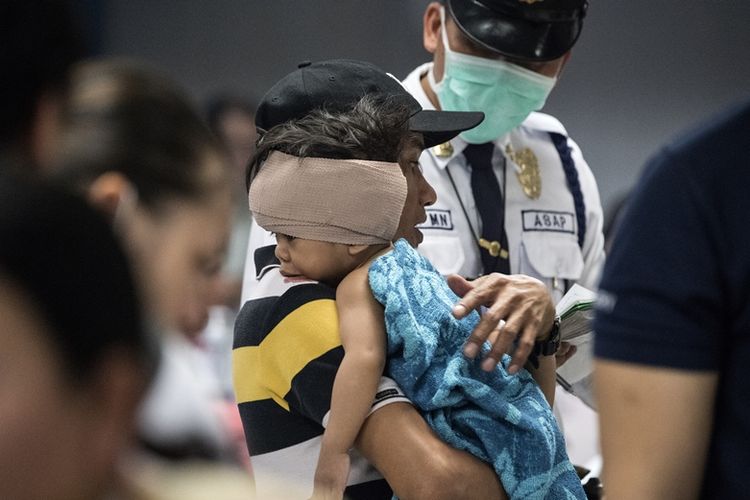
[369,239,585,500]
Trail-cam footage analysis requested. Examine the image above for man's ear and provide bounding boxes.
[87,172,134,222]
[423,2,443,54]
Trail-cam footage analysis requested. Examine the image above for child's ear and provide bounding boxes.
[347,244,370,257]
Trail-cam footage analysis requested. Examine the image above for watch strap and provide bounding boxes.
[527,316,561,369]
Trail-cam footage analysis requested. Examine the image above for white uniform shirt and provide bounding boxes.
[403,63,605,303]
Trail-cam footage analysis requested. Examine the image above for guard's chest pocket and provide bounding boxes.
[418,234,466,276]
[519,232,583,303]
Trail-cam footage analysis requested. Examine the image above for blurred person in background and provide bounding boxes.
[207,96,257,305]
[0,0,85,172]
[197,96,259,397]
[0,173,156,500]
[207,96,258,207]
[594,101,750,499]
[52,58,232,341]
[49,59,248,473]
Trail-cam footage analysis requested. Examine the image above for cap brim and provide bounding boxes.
[450,1,583,61]
[409,110,485,148]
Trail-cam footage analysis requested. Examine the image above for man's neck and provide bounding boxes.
[420,71,441,111]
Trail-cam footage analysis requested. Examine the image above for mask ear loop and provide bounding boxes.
[427,64,442,93]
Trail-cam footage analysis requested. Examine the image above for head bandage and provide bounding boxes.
[249,151,408,245]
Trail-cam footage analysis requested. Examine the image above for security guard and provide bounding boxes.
[403,0,605,306]
[403,2,605,488]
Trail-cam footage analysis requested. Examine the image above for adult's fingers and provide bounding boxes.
[446,274,473,302]
[455,273,556,373]
[505,283,555,372]
[506,321,537,374]
[457,274,513,359]
[451,273,504,319]
[479,316,519,371]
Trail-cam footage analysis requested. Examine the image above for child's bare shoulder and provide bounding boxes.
[336,264,371,301]
[336,247,392,302]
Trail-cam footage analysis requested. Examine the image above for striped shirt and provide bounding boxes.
[232,246,408,499]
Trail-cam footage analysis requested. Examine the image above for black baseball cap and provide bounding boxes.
[255,59,484,148]
[445,0,588,62]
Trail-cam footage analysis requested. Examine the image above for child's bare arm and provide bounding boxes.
[312,265,386,499]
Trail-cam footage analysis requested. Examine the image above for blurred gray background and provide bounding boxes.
[93,0,750,214]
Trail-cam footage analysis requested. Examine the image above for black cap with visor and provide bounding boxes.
[255,59,484,148]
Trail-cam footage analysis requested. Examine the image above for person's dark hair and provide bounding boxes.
[247,94,416,188]
[0,171,157,384]
[53,59,225,212]
[0,0,85,152]
[206,96,256,139]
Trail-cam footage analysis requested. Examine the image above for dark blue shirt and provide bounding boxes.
[594,101,750,498]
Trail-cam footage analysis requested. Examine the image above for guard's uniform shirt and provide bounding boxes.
[403,63,606,303]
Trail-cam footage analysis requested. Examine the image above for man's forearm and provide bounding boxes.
[356,402,507,500]
[528,354,556,406]
[595,360,718,500]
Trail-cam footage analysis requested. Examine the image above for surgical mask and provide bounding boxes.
[428,7,557,143]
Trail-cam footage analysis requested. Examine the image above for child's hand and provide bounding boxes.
[311,451,350,500]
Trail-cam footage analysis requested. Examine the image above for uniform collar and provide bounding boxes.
[403,62,436,111]
[428,132,513,171]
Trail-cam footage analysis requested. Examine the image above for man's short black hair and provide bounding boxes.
[248,94,416,188]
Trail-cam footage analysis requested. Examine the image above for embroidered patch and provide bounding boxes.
[522,210,575,234]
[419,209,454,230]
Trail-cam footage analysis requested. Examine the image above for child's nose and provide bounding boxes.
[274,242,289,262]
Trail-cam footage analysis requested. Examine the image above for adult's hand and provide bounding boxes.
[447,273,555,374]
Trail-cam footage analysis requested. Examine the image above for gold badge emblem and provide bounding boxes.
[506,144,541,199]
[432,141,454,158]
[519,0,544,4]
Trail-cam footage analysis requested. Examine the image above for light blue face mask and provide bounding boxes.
[428,7,557,144]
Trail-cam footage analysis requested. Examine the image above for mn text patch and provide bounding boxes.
[522,210,575,234]
[419,209,454,230]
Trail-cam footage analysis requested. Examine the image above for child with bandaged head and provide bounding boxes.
[247,95,584,500]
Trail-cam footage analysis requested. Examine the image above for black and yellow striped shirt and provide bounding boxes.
[232,247,392,499]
